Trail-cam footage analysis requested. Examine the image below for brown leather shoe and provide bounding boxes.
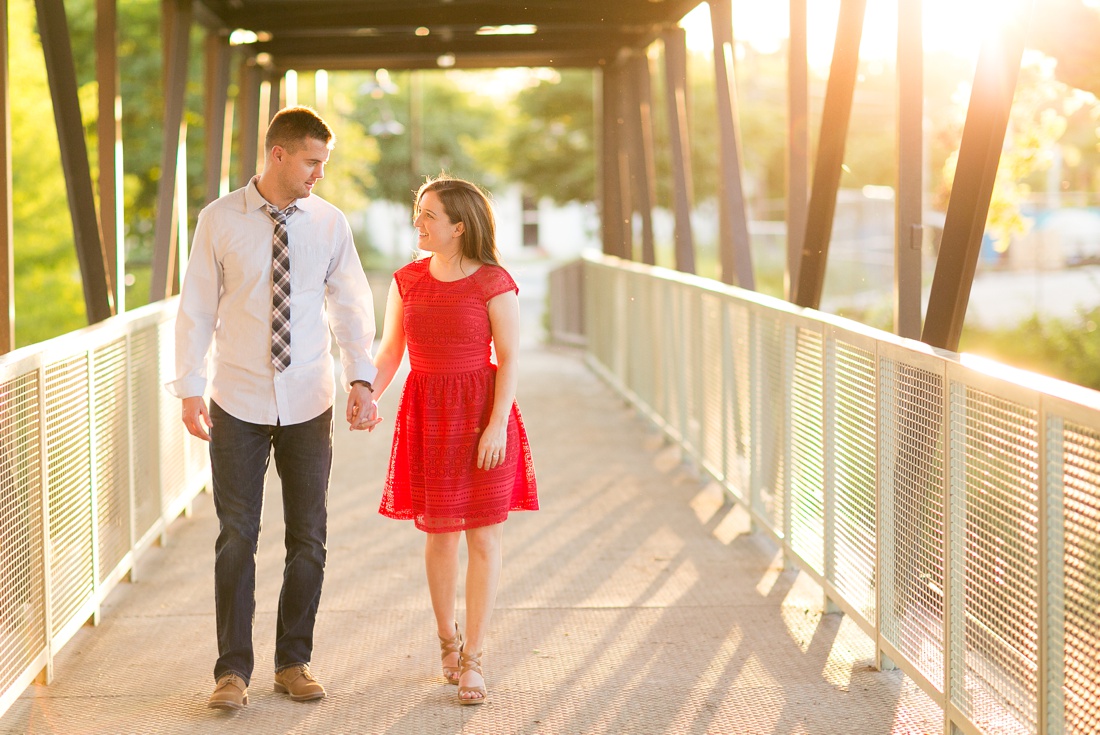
[274,664,326,701]
[208,673,248,710]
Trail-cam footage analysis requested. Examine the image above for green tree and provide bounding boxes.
[503,69,596,204]
[349,70,501,207]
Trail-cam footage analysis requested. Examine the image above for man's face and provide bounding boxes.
[274,136,330,203]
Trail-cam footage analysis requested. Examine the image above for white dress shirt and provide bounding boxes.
[166,178,377,426]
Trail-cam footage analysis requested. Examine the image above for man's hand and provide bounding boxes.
[182,396,213,441]
[346,383,382,432]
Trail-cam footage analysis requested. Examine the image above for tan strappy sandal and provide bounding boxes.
[438,623,463,685]
[457,647,486,705]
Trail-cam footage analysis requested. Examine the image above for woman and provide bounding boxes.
[361,174,538,705]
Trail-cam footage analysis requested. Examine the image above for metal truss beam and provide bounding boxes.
[786,0,809,300]
[0,1,11,352]
[599,63,628,259]
[97,0,124,313]
[711,0,754,289]
[922,11,1029,351]
[36,0,115,323]
[150,0,193,302]
[662,27,695,275]
[792,0,866,309]
[204,32,233,205]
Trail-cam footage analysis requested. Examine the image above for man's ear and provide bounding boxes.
[271,144,285,163]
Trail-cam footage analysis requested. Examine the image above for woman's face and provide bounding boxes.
[413,190,463,253]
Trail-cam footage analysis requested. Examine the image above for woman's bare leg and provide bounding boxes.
[459,522,503,700]
[425,531,462,673]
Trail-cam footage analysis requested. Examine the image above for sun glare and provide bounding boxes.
[681,0,1030,68]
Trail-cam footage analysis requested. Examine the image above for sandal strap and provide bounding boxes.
[439,624,463,659]
[458,648,483,676]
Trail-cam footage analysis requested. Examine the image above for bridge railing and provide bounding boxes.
[555,254,1100,735]
[0,299,207,716]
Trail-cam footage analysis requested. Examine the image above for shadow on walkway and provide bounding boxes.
[0,346,941,734]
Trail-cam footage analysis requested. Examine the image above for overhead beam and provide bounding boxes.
[36,0,115,323]
[150,0,193,303]
[266,51,610,72]
[206,1,702,29]
[792,0,866,309]
[922,11,1029,352]
[254,31,649,57]
[710,0,754,289]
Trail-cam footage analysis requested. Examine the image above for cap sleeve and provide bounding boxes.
[477,265,519,301]
[393,258,429,299]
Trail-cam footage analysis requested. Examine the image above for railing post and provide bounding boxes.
[87,348,101,626]
[781,323,796,569]
[875,345,896,670]
[35,365,53,685]
[1039,407,1065,734]
[944,380,968,732]
[823,332,840,614]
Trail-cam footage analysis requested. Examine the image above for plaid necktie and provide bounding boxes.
[266,204,297,372]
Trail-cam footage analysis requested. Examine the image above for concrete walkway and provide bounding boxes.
[0,346,942,734]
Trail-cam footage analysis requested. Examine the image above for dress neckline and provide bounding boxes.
[425,256,485,283]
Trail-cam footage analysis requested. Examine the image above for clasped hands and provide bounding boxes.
[346,383,383,432]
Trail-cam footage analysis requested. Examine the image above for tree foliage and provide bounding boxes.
[11,0,85,346]
[503,70,596,204]
[348,70,502,207]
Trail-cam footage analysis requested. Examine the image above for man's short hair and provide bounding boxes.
[265,106,335,154]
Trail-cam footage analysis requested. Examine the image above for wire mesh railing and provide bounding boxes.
[0,299,208,717]
[557,254,1100,735]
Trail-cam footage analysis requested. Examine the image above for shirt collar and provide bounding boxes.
[245,176,315,217]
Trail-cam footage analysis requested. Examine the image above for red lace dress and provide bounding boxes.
[379,258,538,533]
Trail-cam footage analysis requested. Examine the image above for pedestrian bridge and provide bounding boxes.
[1,255,1098,734]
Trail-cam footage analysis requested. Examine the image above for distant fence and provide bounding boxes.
[0,299,208,717]
[551,254,1100,735]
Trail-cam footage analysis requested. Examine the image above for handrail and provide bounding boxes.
[0,298,208,717]
[560,253,1100,735]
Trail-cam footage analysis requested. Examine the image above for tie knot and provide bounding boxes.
[265,204,297,223]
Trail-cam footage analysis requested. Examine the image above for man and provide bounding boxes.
[167,106,379,711]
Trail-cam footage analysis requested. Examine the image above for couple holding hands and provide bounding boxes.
[167,106,538,711]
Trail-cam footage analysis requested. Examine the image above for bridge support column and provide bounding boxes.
[204,32,233,206]
[621,53,656,265]
[792,0,867,309]
[150,0,193,302]
[599,63,628,259]
[921,8,1030,351]
[0,1,11,352]
[709,0,754,289]
[237,56,262,188]
[661,27,695,275]
[895,0,923,339]
[786,0,809,300]
[97,0,124,314]
[36,0,115,322]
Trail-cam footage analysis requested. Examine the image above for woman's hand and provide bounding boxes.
[477,423,508,470]
[346,384,382,431]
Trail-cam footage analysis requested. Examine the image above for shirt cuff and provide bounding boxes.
[164,376,207,399]
[342,362,379,392]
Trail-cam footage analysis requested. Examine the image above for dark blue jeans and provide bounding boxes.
[209,401,333,685]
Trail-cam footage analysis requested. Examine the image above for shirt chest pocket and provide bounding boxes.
[289,240,332,295]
